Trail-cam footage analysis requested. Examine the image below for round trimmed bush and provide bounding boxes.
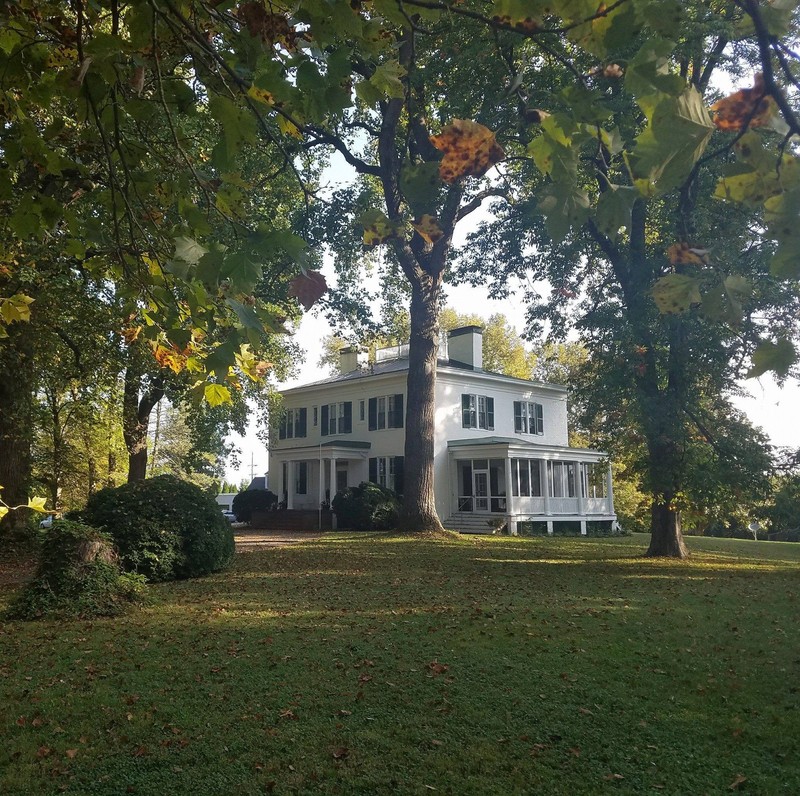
[7,520,146,620]
[232,488,278,522]
[332,482,400,531]
[81,475,235,581]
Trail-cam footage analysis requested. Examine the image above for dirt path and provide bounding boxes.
[234,529,324,551]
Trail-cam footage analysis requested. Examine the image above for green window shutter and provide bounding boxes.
[393,394,404,428]
[487,397,495,431]
[321,405,329,436]
[342,402,352,433]
[368,397,377,431]
[535,403,544,434]
[368,457,378,483]
[297,408,307,437]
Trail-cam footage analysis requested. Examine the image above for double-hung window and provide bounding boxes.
[368,456,404,494]
[513,401,544,435]
[461,394,494,430]
[278,408,307,440]
[368,394,404,430]
[320,402,352,436]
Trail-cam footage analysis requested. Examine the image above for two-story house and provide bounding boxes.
[268,326,615,534]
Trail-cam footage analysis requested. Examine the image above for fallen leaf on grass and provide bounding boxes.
[603,773,624,781]
[428,660,449,675]
[729,774,747,790]
[332,747,349,760]
[279,708,297,720]
[579,707,594,716]
[65,749,78,759]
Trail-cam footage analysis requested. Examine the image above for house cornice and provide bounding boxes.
[277,363,568,398]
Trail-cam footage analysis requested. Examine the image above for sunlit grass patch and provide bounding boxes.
[1,533,799,794]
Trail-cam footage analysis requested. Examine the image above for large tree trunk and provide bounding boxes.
[647,499,688,557]
[399,274,445,532]
[0,323,35,532]
[122,360,164,483]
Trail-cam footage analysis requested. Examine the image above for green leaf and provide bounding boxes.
[624,38,684,101]
[652,273,701,314]
[0,294,34,324]
[537,182,590,241]
[594,185,637,240]
[747,338,796,379]
[221,252,262,294]
[370,61,406,99]
[400,162,443,216]
[204,383,232,407]
[227,298,264,331]
[628,87,714,196]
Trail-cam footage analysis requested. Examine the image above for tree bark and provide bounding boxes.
[398,274,445,532]
[123,361,164,483]
[0,323,35,532]
[647,499,688,557]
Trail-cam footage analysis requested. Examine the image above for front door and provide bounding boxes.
[473,469,489,512]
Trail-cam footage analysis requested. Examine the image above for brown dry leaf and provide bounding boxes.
[65,749,78,759]
[288,270,328,311]
[430,119,505,183]
[412,214,444,245]
[332,746,349,760]
[428,660,449,675]
[278,708,297,720]
[36,746,52,758]
[729,774,748,790]
[237,3,298,50]
[579,707,594,716]
[151,344,186,375]
[667,242,709,266]
[132,745,149,757]
[603,773,624,781]
[711,74,777,131]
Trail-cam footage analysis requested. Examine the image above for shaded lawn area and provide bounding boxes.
[1,533,799,795]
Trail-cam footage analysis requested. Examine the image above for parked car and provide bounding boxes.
[39,515,54,529]
[221,510,237,523]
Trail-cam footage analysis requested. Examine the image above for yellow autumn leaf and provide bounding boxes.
[430,119,505,183]
[412,214,444,244]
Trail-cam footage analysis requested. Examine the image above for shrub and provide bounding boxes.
[332,482,400,531]
[81,475,235,582]
[232,488,278,522]
[6,520,146,620]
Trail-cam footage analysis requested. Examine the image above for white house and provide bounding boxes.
[268,326,615,534]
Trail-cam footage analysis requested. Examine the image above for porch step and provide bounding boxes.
[444,512,506,535]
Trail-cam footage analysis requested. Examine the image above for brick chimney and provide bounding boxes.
[447,326,483,370]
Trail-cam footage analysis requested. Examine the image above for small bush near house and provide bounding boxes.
[81,475,235,582]
[6,520,146,620]
[332,482,400,531]
[517,521,549,536]
[231,488,278,522]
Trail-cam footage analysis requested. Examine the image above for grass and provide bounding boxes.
[1,532,799,795]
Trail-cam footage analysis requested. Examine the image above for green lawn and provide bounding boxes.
[2,533,799,795]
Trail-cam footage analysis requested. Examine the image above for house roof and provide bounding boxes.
[447,437,607,459]
[247,477,267,490]
[279,357,568,396]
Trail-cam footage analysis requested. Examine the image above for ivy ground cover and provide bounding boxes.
[1,533,799,794]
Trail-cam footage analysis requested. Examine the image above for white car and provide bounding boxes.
[39,515,54,529]
[221,510,237,523]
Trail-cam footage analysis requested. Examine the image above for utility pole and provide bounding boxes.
[250,452,255,482]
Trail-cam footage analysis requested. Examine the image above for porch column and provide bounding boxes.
[606,463,615,515]
[329,456,337,501]
[542,460,551,516]
[576,462,586,517]
[504,456,516,535]
[318,456,325,507]
[329,457,337,530]
[286,460,295,510]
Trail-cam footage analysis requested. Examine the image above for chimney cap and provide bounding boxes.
[448,325,483,338]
